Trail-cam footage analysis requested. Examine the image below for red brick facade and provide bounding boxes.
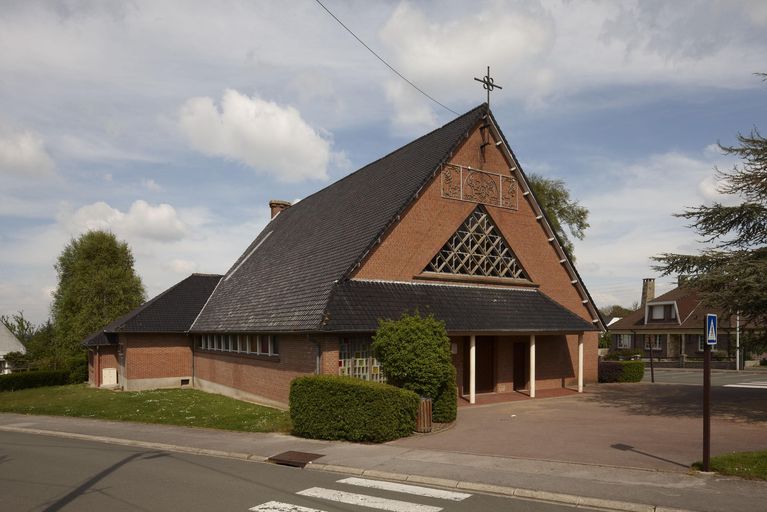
[193,334,341,405]
[124,333,192,380]
[353,123,598,388]
[88,345,118,387]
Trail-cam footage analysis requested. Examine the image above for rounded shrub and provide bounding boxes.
[289,375,419,443]
[372,311,457,422]
[598,360,645,383]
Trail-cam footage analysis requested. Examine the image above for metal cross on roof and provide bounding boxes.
[474,66,502,106]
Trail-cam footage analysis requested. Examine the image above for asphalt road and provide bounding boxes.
[642,367,767,387]
[0,431,599,512]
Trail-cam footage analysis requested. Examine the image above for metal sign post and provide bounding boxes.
[703,313,717,471]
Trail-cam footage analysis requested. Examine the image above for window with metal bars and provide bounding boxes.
[426,206,528,279]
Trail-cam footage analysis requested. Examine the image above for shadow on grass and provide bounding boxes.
[586,384,767,423]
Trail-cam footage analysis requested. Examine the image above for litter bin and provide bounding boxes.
[416,397,432,433]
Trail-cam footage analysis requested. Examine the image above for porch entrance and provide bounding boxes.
[463,336,494,393]
[513,341,529,391]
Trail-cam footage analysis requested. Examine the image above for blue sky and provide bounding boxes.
[2,0,767,324]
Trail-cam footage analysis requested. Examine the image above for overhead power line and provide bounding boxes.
[313,0,460,116]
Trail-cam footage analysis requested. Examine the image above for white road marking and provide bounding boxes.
[337,477,471,502]
[250,501,326,512]
[296,487,442,512]
[724,381,767,389]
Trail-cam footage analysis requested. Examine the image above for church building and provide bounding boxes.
[86,104,604,408]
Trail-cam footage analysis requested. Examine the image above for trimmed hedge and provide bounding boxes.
[290,375,419,443]
[0,370,70,392]
[598,361,645,383]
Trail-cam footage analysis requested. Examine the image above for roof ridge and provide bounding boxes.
[334,105,488,285]
[278,104,488,213]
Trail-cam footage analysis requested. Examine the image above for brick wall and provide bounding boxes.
[125,333,191,379]
[88,345,118,387]
[193,334,319,405]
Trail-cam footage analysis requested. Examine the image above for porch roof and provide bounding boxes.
[322,279,597,333]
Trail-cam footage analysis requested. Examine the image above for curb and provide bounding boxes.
[0,425,697,512]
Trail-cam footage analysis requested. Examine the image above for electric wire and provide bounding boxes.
[313,0,460,116]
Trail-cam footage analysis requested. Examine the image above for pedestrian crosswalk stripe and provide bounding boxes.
[337,477,471,502]
[249,501,326,512]
[296,487,443,512]
[724,381,767,389]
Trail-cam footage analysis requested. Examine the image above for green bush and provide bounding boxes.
[432,374,457,423]
[618,360,645,382]
[0,370,70,392]
[372,312,457,422]
[289,375,419,443]
[598,360,644,383]
[65,354,88,384]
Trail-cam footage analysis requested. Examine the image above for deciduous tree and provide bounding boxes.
[528,173,589,261]
[51,230,145,358]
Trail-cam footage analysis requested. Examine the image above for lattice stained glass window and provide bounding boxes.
[338,337,385,383]
[426,206,528,279]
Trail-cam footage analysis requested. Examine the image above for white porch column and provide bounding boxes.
[529,335,536,398]
[469,335,476,404]
[577,333,584,393]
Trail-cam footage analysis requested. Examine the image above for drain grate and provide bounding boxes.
[267,451,325,468]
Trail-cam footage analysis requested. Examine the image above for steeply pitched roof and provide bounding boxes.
[323,280,597,333]
[0,323,26,355]
[83,273,222,346]
[192,105,488,332]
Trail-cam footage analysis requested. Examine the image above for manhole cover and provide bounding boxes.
[267,451,325,468]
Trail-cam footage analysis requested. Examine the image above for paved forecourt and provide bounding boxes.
[0,430,598,512]
[642,368,767,387]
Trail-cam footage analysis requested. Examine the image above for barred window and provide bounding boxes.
[426,206,528,279]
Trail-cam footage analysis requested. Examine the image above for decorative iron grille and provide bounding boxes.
[426,206,528,279]
[338,337,385,383]
[441,164,518,210]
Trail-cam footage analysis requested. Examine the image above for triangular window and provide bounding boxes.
[426,206,529,279]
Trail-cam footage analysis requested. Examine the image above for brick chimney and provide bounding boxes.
[641,278,656,307]
[269,200,291,219]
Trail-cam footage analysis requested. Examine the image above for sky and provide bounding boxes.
[1,0,767,325]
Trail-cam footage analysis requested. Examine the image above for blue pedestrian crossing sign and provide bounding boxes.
[706,314,717,345]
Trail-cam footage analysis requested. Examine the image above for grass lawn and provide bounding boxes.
[694,451,767,480]
[0,384,291,433]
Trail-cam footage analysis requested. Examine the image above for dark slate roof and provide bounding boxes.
[191,104,488,332]
[322,280,597,333]
[82,273,222,346]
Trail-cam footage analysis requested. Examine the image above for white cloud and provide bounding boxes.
[60,200,187,242]
[142,178,162,192]
[0,127,55,176]
[178,90,334,182]
[570,145,739,308]
[167,259,197,274]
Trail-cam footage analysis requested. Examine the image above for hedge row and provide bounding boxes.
[289,375,419,443]
[598,361,645,383]
[0,370,71,392]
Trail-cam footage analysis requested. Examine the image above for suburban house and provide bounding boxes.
[85,104,604,407]
[0,323,26,374]
[609,277,748,365]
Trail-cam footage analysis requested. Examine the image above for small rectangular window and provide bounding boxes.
[271,336,279,356]
[651,306,664,320]
[260,335,270,355]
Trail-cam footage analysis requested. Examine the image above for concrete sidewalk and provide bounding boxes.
[1,413,766,512]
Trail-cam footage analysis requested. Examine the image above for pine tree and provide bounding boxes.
[653,77,767,353]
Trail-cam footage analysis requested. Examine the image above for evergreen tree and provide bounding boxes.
[51,231,145,358]
[527,173,590,262]
[654,77,767,353]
